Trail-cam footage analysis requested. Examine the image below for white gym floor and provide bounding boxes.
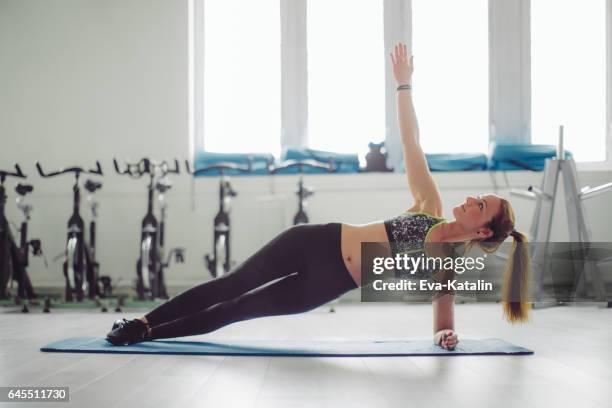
[1,302,611,408]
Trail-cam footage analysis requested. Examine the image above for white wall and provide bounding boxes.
[1,0,611,291]
[0,0,189,162]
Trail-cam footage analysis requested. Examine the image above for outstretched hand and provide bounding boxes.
[390,42,413,86]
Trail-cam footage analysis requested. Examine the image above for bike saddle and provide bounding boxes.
[84,179,103,193]
[223,181,237,197]
[30,239,42,256]
[155,179,173,193]
[15,184,33,196]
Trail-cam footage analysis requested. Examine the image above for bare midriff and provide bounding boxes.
[340,222,389,287]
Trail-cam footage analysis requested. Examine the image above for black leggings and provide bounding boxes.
[145,223,357,340]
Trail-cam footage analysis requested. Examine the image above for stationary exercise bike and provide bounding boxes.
[37,161,103,302]
[270,159,334,225]
[186,161,250,278]
[114,158,185,300]
[510,127,612,307]
[0,165,42,308]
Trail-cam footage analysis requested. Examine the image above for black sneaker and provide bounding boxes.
[110,318,139,331]
[106,318,151,346]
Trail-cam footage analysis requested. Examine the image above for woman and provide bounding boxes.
[106,43,530,350]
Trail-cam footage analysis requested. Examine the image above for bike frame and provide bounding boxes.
[186,161,250,278]
[140,169,160,299]
[0,177,12,298]
[156,177,177,299]
[37,162,103,302]
[68,174,87,299]
[211,173,235,276]
[294,177,313,225]
[14,184,40,302]
[0,166,40,303]
[84,179,102,300]
[114,158,182,300]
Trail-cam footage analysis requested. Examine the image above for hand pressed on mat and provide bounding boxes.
[434,329,459,350]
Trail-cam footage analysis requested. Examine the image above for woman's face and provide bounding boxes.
[452,194,503,237]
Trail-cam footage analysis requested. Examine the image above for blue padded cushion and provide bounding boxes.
[398,153,488,172]
[41,337,533,357]
[426,153,488,171]
[488,142,573,171]
[284,148,360,173]
[193,151,274,176]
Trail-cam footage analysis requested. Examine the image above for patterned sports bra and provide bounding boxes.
[383,212,446,279]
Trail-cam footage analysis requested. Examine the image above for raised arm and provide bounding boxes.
[390,43,442,216]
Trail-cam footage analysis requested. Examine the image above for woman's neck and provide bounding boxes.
[427,220,472,243]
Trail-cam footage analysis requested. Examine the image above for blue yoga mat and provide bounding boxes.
[41,337,533,357]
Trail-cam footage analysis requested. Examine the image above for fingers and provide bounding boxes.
[392,44,402,64]
[391,42,412,63]
[442,340,456,350]
[441,331,459,350]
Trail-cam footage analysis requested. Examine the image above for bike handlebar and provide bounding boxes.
[36,161,103,178]
[183,157,343,176]
[0,164,26,181]
[269,159,334,174]
[114,158,180,178]
[185,160,252,176]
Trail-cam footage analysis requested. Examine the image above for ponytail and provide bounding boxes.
[502,230,531,323]
[472,198,531,324]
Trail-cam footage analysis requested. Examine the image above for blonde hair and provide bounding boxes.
[466,199,531,323]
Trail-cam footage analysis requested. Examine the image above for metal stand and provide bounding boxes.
[293,176,314,225]
[511,126,612,308]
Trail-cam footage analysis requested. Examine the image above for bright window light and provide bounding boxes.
[203,0,281,156]
[531,0,606,162]
[412,0,489,153]
[307,0,385,155]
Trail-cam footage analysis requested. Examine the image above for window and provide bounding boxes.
[203,0,281,156]
[306,0,385,154]
[531,0,606,162]
[411,0,489,154]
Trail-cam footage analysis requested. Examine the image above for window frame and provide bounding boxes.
[526,0,612,170]
[189,0,612,170]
